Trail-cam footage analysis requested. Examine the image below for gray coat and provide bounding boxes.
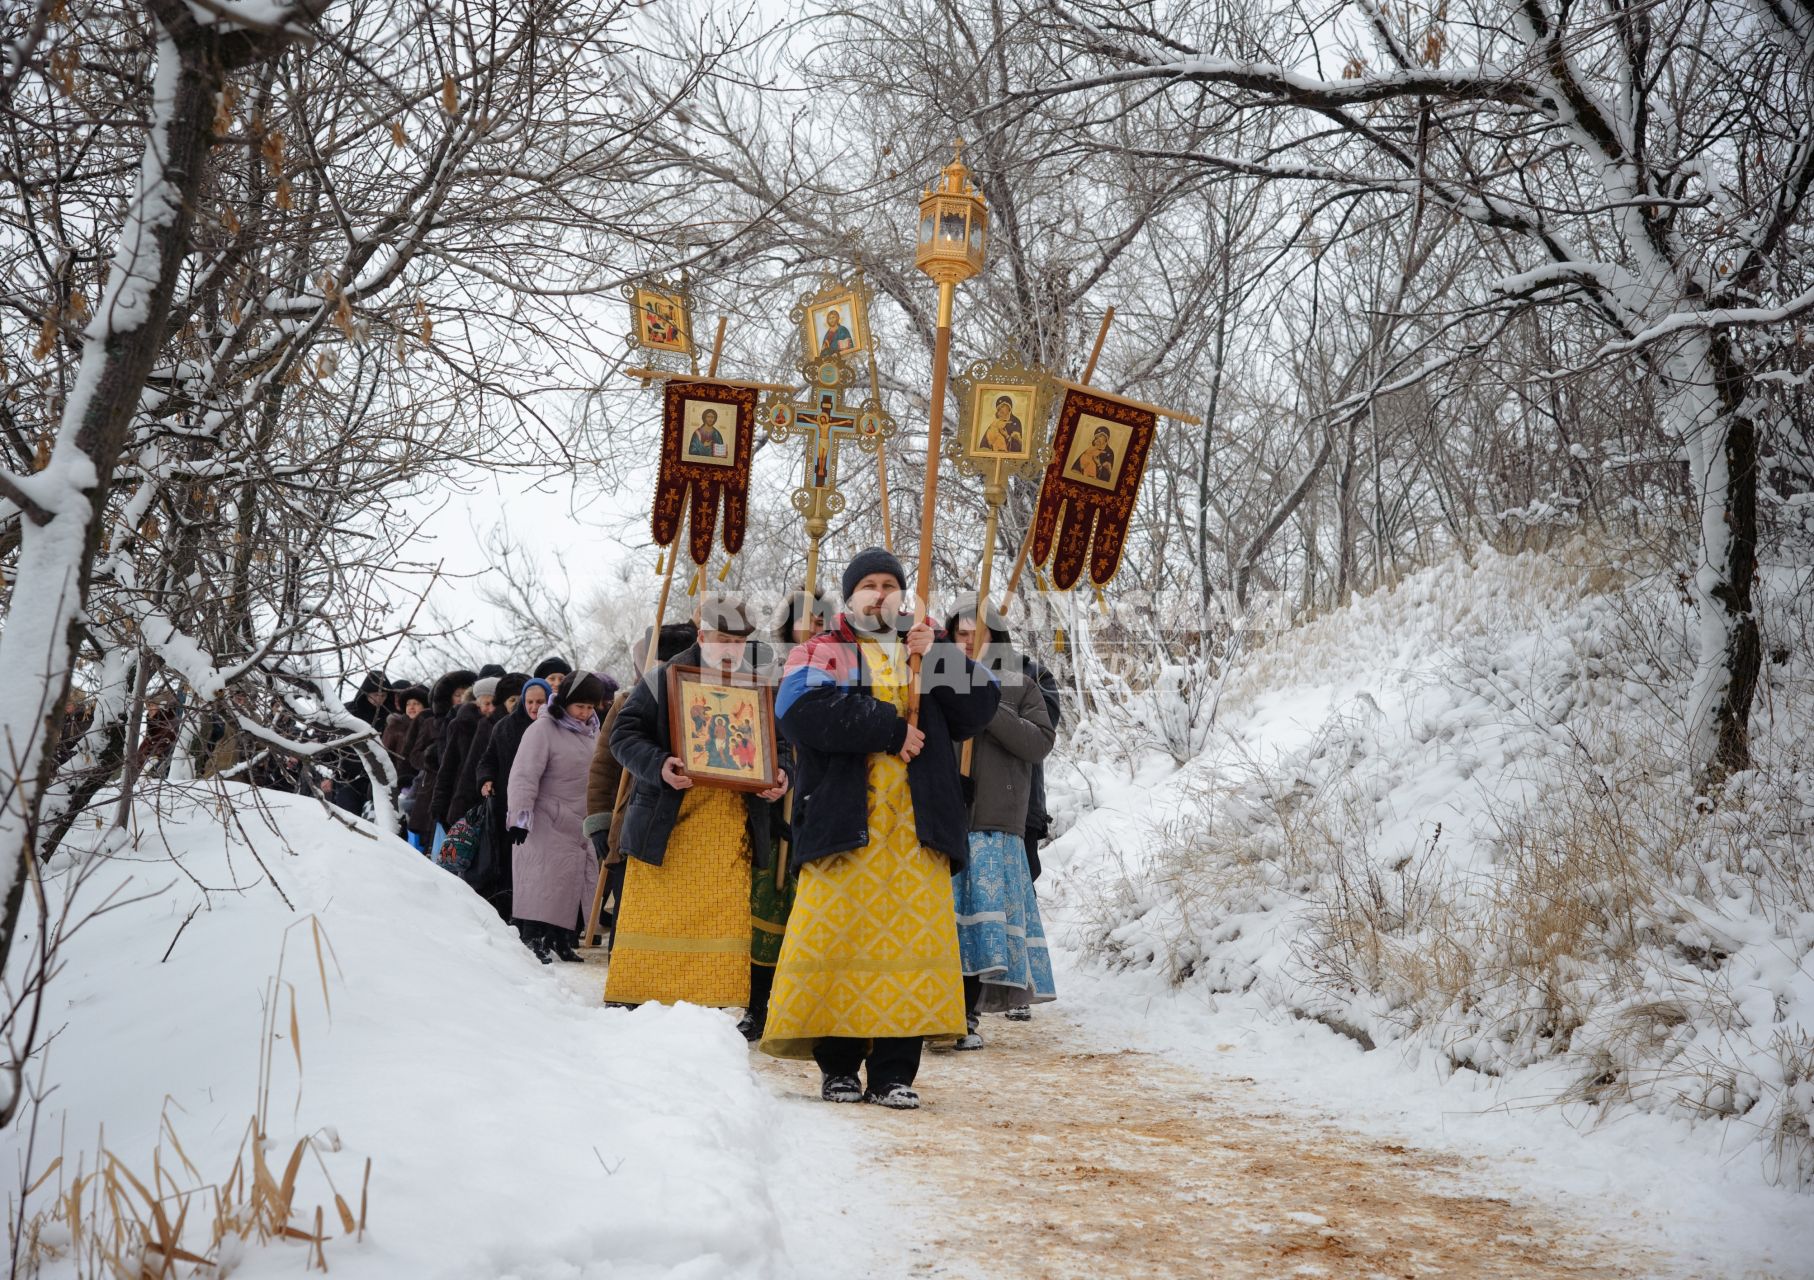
[967,661,1056,836]
[506,712,600,928]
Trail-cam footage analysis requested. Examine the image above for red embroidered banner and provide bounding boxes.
[652,381,758,565]
[1030,386,1157,590]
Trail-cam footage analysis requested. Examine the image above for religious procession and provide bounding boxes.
[354,143,1195,1111]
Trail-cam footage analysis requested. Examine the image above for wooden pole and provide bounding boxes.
[907,279,956,728]
[1080,306,1114,385]
[707,316,727,377]
[580,497,686,949]
[865,326,895,553]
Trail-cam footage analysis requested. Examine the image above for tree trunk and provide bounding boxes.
[0,2,319,1127]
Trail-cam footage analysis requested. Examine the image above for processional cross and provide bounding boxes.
[764,358,894,592]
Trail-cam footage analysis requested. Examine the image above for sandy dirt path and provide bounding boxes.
[748,1005,1666,1280]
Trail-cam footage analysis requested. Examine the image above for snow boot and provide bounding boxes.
[953,1032,985,1050]
[1004,1005,1032,1022]
[821,1074,864,1103]
[865,1083,921,1110]
[553,929,585,963]
[736,1011,765,1042]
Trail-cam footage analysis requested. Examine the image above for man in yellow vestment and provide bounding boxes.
[761,548,1000,1108]
[605,593,789,1008]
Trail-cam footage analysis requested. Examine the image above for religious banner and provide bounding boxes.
[652,380,758,565]
[1030,384,1158,590]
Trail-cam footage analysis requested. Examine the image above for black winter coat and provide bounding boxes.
[450,709,503,822]
[1022,660,1063,881]
[404,712,442,837]
[776,618,999,872]
[610,642,778,868]
[433,701,485,828]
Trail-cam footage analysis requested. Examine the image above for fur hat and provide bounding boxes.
[632,623,700,673]
[477,663,507,680]
[496,673,528,704]
[554,670,615,713]
[430,669,479,716]
[841,546,907,603]
[533,656,573,680]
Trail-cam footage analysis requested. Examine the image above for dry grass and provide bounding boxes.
[11,916,369,1277]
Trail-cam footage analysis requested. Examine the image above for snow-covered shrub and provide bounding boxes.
[1051,536,1814,1183]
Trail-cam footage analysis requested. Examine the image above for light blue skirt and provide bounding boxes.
[953,831,1056,1012]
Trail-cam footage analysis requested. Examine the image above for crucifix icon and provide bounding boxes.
[801,386,859,490]
[762,358,897,593]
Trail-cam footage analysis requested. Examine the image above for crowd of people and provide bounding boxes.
[336,546,1062,1110]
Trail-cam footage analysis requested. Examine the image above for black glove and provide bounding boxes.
[590,830,610,860]
[507,826,530,846]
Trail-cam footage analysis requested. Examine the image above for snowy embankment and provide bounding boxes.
[1042,539,1814,1190]
[2,789,801,1279]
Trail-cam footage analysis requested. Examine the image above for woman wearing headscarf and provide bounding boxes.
[474,677,549,922]
[943,599,1057,1046]
[507,670,615,963]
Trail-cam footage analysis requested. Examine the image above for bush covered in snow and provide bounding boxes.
[1047,538,1814,1185]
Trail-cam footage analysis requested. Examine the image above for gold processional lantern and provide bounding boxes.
[906,140,987,725]
[915,142,988,294]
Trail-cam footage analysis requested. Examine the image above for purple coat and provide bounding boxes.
[506,711,600,928]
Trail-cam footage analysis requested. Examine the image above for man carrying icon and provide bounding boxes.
[605,592,788,1008]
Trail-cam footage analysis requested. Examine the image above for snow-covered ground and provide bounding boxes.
[3,789,917,1279]
[1038,539,1814,1250]
[6,539,1811,1277]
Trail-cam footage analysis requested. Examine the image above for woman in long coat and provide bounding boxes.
[507,671,613,963]
[945,601,1057,1046]
[406,669,475,848]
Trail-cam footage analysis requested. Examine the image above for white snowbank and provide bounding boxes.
[1045,539,1814,1191]
[4,787,791,1278]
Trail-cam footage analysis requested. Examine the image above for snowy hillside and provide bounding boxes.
[2,789,825,1279]
[1042,539,1814,1187]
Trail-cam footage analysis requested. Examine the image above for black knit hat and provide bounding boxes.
[477,663,507,680]
[533,656,573,680]
[496,673,528,704]
[841,547,907,603]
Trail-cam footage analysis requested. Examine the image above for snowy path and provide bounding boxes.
[552,946,1809,1280]
[754,1005,1650,1280]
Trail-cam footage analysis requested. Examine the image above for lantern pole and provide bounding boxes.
[908,140,987,728]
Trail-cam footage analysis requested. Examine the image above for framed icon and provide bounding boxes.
[664,665,779,793]
[793,275,872,365]
[629,284,692,357]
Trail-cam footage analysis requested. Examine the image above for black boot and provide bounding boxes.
[737,963,774,1041]
[553,928,584,963]
[525,923,554,965]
